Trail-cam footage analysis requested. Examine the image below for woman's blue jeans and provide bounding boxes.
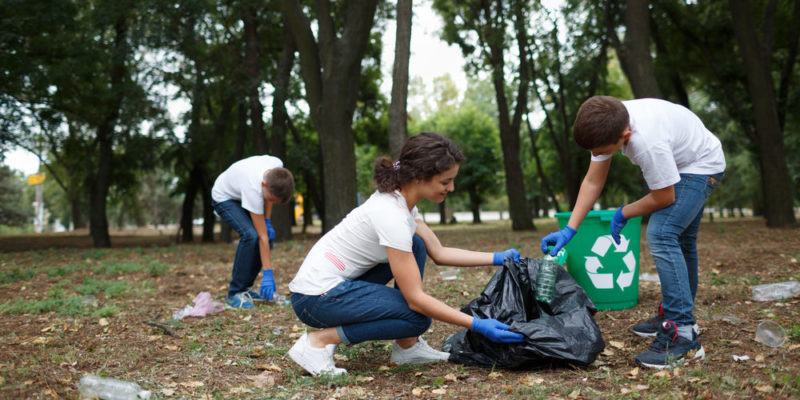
[647,173,723,326]
[212,199,262,298]
[290,235,431,345]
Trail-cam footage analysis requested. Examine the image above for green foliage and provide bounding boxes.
[75,278,130,299]
[92,260,144,275]
[0,165,32,227]
[0,268,36,284]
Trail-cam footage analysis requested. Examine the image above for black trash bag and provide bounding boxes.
[442,257,605,369]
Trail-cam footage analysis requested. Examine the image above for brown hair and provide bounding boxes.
[374,132,465,193]
[573,96,630,150]
[264,168,295,203]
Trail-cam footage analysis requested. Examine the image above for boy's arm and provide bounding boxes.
[620,185,675,218]
[567,158,611,230]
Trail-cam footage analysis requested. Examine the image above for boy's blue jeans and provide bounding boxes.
[290,235,432,345]
[647,173,723,327]
[212,199,263,298]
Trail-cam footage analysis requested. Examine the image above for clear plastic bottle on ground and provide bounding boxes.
[78,374,152,400]
[535,247,567,303]
[752,281,800,301]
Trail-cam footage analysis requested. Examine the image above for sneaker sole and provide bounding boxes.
[636,346,706,370]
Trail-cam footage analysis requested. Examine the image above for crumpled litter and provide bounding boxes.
[172,292,224,320]
[733,355,750,362]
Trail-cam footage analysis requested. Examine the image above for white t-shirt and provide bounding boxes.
[211,155,283,214]
[591,98,726,190]
[289,190,422,295]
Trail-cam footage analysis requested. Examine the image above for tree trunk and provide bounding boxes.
[488,4,534,231]
[201,170,214,243]
[180,165,200,243]
[269,28,296,243]
[729,0,797,227]
[243,6,268,154]
[281,0,380,232]
[469,188,482,224]
[606,0,663,99]
[90,17,128,248]
[71,197,84,230]
[388,0,412,159]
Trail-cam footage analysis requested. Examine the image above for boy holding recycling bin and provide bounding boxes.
[541,96,725,369]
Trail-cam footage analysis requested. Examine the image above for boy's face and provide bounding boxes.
[261,184,282,204]
[590,126,631,157]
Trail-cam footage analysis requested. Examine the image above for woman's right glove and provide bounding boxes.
[540,226,577,256]
[471,318,525,343]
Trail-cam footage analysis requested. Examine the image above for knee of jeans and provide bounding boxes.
[409,314,432,336]
[646,225,678,249]
[239,226,259,243]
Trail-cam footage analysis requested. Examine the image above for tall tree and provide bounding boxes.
[281,0,381,232]
[728,0,796,227]
[434,0,535,230]
[389,0,413,159]
[604,0,663,98]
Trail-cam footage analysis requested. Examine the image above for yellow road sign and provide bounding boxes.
[27,173,46,185]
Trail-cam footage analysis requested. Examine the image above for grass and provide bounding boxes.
[0,218,799,399]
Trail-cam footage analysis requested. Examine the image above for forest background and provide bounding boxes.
[1,0,799,245]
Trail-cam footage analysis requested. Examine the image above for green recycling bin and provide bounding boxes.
[555,210,642,310]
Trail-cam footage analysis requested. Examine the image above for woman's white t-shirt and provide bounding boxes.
[211,155,283,214]
[289,190,421,296]
[591,98,726,190]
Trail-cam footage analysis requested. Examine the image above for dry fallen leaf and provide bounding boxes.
[247,371,276,389]
[653,370,670,379]
[432,388,447,395]
[164,345,179,351]
[160,388,176,397]
[627,367,639,377]
[635,384,649,391]
[609,340,625,349]
[378,365,391,371]
[688,377,702,383]
[334,354,349,361]
[228,386,254,394]
[488,372,502,379]
[568,388,581,398]
[256,364,281,372]
[755,385,774,393]
[412,387,423,396]
[414,371,423,377]
[252,347,265,356]
[356,376,374,383]
[98,318,109,326]
[519,375,544,386]
[444,373,458,382]
[179,381,204,388]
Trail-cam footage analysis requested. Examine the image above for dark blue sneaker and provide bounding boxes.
[635,319,705,369]
[633,303,700,337]
[246,289,267,302]
[632,304,665,337]
[226,292,255,309]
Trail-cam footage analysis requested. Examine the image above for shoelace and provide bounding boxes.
[237,291,255,303]
[648,331,678,353]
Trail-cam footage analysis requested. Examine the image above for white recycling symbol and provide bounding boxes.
[583,234,637,290]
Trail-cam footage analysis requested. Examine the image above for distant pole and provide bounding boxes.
[27,173,46,233]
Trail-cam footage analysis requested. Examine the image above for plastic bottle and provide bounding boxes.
[752,281,800,302]
[78,374,152,400]
[535,247,567,303]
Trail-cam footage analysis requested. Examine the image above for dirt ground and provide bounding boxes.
[0,218,798,399]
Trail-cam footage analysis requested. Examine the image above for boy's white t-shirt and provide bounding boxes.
[591,98,726,190]
[289,190,421,296]
[211,155,283,214]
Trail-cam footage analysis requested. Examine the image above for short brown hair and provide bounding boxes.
[573,96,629,149]
[264,168,295,203]
[374,132,465,193]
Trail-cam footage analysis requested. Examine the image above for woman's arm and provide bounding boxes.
[386,247,474,328]
[413,220,494,266]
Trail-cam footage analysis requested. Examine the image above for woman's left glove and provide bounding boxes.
[493,248,520,266]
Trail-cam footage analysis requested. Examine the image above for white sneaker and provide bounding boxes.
[288,333,347,376]
[390,336,451,365]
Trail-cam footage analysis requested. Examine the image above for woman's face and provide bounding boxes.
[420,164,459,203]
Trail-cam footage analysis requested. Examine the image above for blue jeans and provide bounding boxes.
[647,173,723,326]
[212,199,264,298]
[290,235,431,345]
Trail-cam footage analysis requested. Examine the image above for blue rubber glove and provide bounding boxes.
[471,318,525,343]
[264,218,275,249]
[259,269,275,301]
[540,226,577,256]
[492,248,521,266]
[610,206,628,245]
